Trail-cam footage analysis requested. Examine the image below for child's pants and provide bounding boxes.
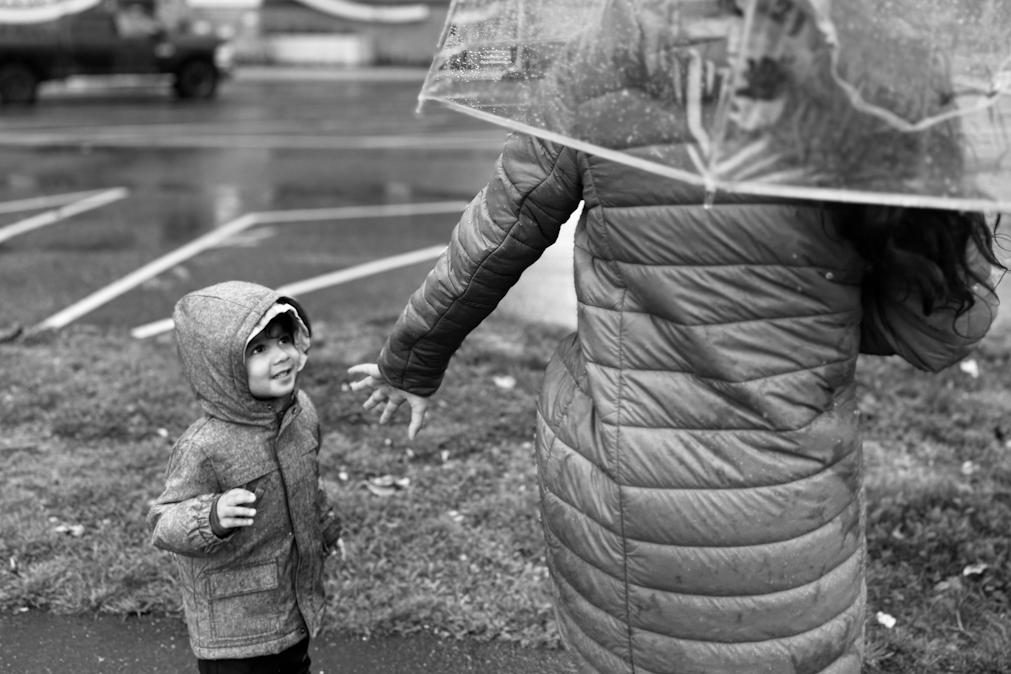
[196,637,311,674]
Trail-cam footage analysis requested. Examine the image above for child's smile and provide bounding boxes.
[246,319,301,401]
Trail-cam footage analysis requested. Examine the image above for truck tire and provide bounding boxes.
[173,60,218,100]
[0,64,39,105]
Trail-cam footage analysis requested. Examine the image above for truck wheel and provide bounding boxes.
[173,60,218,100]
[0,64,39,105]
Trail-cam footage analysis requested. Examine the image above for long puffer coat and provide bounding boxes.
[376,11,997,674]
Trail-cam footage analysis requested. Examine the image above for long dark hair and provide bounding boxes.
[838,205,1005,316]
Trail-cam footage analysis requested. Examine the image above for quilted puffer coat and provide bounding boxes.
[376,6,997,674]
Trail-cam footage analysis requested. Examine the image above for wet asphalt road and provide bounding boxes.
[0,69,581,674]
[0,69,518,333]
[0,610,579,673]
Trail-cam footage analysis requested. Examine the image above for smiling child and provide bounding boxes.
[148,281,342,674]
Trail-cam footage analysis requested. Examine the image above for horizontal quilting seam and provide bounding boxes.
[600,202,801,215]
[545,497,861,601]
[579,304,857,328]
[628,490,855,548]
[584,355,856,385]
[584,387,846,433]
[598,422,826,433]
[620,494,856,549]
[610,260,852,272]
[635,548,861,604]
[544,459,856,549]
[574,246,853,270]
[624,582,861,646]
[617,450,855,491]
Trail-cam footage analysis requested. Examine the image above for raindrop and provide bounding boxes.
[825,272,834,280]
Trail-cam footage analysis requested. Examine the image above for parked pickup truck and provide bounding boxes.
[0,0,233,104]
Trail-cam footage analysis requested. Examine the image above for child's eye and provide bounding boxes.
[279,335,293,344]
[248,344,264,356]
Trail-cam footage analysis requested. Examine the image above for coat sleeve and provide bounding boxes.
[376,132,583,396]
[860,244,999,372]
[147,440,231,557]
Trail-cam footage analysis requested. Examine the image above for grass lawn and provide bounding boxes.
[1,316,1008,672]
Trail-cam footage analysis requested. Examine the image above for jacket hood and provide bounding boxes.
[173,281,311,425]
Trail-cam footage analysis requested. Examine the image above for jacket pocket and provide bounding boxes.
[207,560,280,641]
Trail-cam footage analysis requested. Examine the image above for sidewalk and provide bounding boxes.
[0,611,578,674]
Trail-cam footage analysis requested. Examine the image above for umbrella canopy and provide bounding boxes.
[419,0,1011,211]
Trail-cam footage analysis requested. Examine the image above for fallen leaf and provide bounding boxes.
[963,562,989,577]
[492,375,516,390]
[364,483,398,497]
[876,612,897,629]
[362,474,410,497]
[53,524,85,537]
[935,576,962,593]
[959,359,980,378]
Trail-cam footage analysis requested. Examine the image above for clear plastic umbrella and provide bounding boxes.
[419,0,1011,211]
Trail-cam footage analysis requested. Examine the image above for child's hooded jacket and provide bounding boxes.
[148,281,341,660]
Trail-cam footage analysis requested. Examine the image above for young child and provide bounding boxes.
[148,280,342,674]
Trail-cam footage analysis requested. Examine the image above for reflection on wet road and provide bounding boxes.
[0,71,510,331]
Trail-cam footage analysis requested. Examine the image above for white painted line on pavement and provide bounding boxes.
[0,189,114,215]
[36,213,260,331]
[40,201,467,333]
[276,244,446,296]
[0,188,128,245]
[255,201,467,224]
[131,244,447,339]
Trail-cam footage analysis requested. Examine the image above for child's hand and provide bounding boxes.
[216,488,257,530]
[347,363,430,440]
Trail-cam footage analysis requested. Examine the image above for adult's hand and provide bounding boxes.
[347,363,430,440]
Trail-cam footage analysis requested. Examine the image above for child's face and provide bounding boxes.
[245,317,301,401]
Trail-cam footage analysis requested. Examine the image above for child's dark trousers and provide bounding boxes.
[196,638,310,674]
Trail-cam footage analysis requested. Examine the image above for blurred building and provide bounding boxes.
[184,0,450,65]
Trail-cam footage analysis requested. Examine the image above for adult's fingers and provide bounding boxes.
[347,363,380,378]
[363,389,387,411]
[347,363,381,391]
[348,375,378,392]
[379,398,402,425]
[407,405,427,440]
